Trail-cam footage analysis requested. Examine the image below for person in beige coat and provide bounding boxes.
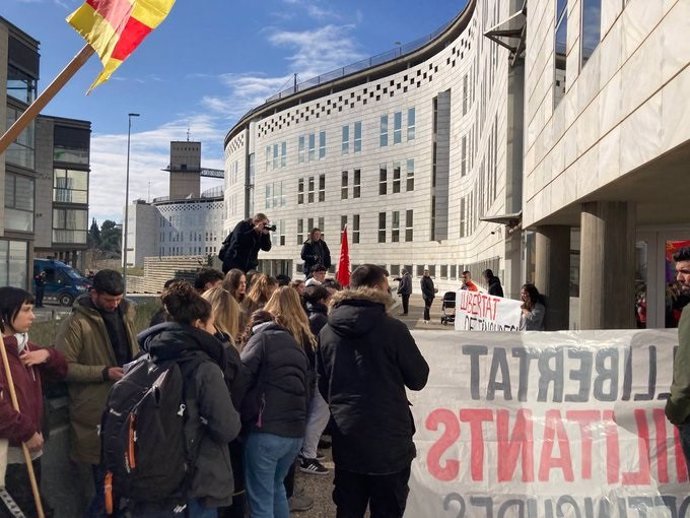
[55,269,138,517]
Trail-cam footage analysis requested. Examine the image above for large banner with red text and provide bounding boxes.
[406,329,686,518]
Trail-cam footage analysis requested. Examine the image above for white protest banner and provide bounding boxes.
[406,329,687,518]
[455,290,522,331]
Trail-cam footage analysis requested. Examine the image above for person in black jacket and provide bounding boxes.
[395,269,412,316]
[317,264,429,518]
[420,268,436,323]
[221,213,273,274]
[483,269,504,297]
[300,228,331,278]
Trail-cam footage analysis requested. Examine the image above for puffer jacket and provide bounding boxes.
[138,322,241,507]
[317,287,429,474]
[0,335,67,446]
[240,322,309,438]
[55,295,138,464]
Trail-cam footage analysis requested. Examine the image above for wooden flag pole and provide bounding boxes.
[0,339,44,518]
[0,44,94,155]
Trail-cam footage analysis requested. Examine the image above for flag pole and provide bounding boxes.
[0,341,45,518]
[0,44,94,155]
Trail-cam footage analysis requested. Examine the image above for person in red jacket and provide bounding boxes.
[0,287,67,517]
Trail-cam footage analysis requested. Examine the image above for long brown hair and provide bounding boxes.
[245,273,277,310]
[264,287,316,350]
[223,268,246,303]
[202,286,241,346]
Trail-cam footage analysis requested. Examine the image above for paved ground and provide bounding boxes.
[293,293,451,517]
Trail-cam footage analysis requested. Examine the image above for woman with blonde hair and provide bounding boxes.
[263,287,317,352]
[242,273,278,316]
[223,268,247,304]
[203,285,242,345]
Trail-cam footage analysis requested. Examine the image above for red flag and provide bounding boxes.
[336,226,350,288]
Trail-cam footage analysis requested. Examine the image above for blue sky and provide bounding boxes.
[4,0,466,223]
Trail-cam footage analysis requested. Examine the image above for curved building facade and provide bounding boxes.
[223,0,525,295]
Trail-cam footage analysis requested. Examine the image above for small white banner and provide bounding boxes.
[455,290,522,331]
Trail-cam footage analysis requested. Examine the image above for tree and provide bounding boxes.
[99,220,121,255]
[88,218,101,249]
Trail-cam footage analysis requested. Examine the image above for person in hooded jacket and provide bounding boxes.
[317,264,429,518]
[300,228,331,279]
[0,287,67,518]
[482,269,504,297]
[133,281,241,518]
[239,293,311,518]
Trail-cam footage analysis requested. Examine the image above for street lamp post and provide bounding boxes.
[122,112,140,295]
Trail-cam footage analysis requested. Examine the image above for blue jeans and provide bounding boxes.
[244,432,302,518]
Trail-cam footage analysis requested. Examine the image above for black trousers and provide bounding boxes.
[332,466,411,518]
[0,460,44,518]
[423,298,433,321]
[401,295,410,315]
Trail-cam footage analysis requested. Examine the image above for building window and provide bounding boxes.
[298,136,305,163]
[462,74,468,115]
[379,166,387,195]
[5,107,35,170]
[406,159,415,191]
[298,178,304,205]
[581,0,601,68]
[4,173,34,232]
[281,141,287,167]
[318,217,325,238]
[353,214,360,244]
[341,215,348,231]
[354,122,362,152]
[265,184,272,209]
[319,131,326,159]
[273,144,279,169]
[392,211,400,243]
[265,146,271,171]
[393,111,402,144]
[405,210,414,242]
[378,212,386,243]
[407,108,416,141]
[554,0,568,107]
[318,174,326,202]
[451,265,457,279]
[392,163,401,193]
[0,240,29,288]
[461,136,467,177]
[341,171,348,200]
[278,220,286,246]
[7,64,37,105]
[308,177,315,203]
[353,169,361,198]
[308,133,316,161]
[54,168,88,204]
[342,126,349,154]
[297,219,304,245]
[441,265,448,279]
[380,115,388,147]
[460,197,466,238]
[280,180,286,206]
[53,208,87,244]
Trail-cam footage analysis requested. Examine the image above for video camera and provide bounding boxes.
[264,223,277,232]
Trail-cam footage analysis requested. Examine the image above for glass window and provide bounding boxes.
[378,212,386,243]
[298,136,305,163]
[406,159,415,191]
[354,122,362,152]
[7,65,37,104]
[554,0,568,107]
[54,168,88,204]
[4,174,34,232]
[393,163,401,193]
[461,136,467,177]
[380,115,388,147]
[341,171,348,200]
[297,219,304,245]
[5,107,35,169]
[281,141,287,167]
[319,131,326,159]
[53,208,87,244]
[353,169,361,198]
[342,126,349,154]
[318,174,326,202]
[407,108,416,141]
[393,112,402,144]
[298,178,304,205]
[463,74,468,115]
[341,215,348,230]
[353,214,360,244]
[581,0,601,68]
[272,144,279,169]
[308,133,316,161]
[308,177,315,203]
[265,146,271,171]
[405,210,414,241]
[54,145,89,165]
[265,184,271,209]
[379,166,387,195]
[460,197,466,238]
[0,240,29,288]
[392,211,400,243]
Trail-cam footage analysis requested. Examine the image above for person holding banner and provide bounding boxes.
[0,287,67,517]
[666,247,690,465]
[519,283,546,331]
[318,264,429,518]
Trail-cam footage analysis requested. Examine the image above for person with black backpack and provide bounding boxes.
[101,281,241,517]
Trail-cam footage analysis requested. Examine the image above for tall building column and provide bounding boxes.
[535,225,570,330]
[579,202,636,329]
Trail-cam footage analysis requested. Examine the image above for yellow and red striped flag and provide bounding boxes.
[67,0,175,92]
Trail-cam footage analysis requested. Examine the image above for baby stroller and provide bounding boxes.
[440,291,456,325]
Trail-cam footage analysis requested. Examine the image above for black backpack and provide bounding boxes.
[101,354,205,513]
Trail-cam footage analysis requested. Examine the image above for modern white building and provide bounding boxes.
[224,0,690,330]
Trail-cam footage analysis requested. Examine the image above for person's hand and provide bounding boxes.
[25,432,44,453]
[106,367,124,380]
[20,349,50,367]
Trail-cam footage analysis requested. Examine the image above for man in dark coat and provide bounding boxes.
[220,213,272,273]
[396,269,412,315]
[317,264,429,518]
[420,268,436,323]
[300,228,331,278]
[483,269,504,297]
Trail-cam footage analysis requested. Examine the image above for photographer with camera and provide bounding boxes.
[220,213,274,273]
[300,228,331,279]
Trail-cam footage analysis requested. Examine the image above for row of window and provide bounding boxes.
[161,231,219,243]
[265,181,287,209]
[297,175,326,204]
[378,210,414,243]
[297,132,326,164]
[379,108,416,147]
[159,246,219,256]
[378,160,415,195]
